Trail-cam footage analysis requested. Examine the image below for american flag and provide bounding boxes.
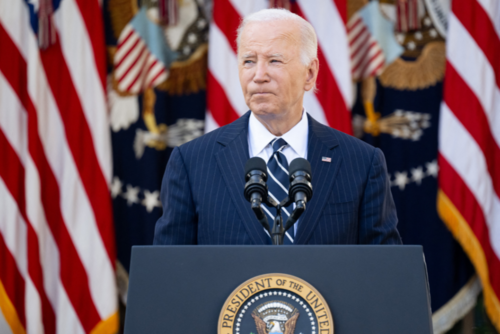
[347,11,385,81]
[114,7,177,94]
[0,0,117,333]
[205,0,353,134]
[347,2,403,82]
[438,0,500,330]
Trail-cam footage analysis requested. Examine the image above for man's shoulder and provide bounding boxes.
[309,115,378,159]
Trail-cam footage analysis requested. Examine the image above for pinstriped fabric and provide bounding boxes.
[153,112,401,245]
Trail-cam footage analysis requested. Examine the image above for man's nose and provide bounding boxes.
[253,61,269,83]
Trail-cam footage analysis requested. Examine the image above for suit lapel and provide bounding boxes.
[215,112,271,244]
[295,115,342,244]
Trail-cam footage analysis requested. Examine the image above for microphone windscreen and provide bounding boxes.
[289,158,311,176]
[245,157,267,175]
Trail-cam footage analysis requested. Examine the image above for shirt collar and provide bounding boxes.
[248,110,308,157]
[281,110,308,158]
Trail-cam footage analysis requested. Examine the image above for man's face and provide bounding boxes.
[238,20,316,119]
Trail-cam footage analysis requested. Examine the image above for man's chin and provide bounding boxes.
[249,104,279,117]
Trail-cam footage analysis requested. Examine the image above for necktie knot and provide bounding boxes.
[271,138,288,154]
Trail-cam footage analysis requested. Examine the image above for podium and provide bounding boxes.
[124,245,433,334]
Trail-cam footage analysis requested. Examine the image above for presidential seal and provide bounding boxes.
[218,274,333,334]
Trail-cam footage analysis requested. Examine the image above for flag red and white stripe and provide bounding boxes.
[395,0,420,32]
[114,24,168,94]
[347,12,385,81]
[0,0,117,333]
[205,0,352,134]
[438,0,500,331]
[158,0,179,26]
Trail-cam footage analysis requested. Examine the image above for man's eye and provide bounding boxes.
[244,60,254,64]
[271,59,281,63]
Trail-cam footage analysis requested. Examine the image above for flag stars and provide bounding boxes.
[411,167,425,185]
[426,160,439,178]
[112,176,162,212]
[123,185,140,206]
[142,190,162,212]
[111,176,123,198]
[393,171,409,190]
[187,32,197,44]
[197,18,207,29]
[390,160,439,191]
[407,41,416,50]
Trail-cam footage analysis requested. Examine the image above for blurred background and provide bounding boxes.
[0,0,498,333]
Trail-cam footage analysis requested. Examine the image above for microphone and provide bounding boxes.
[284,158,313,232]
[289,158,313,205]
[244,157,268,205]
[244,157,271,233]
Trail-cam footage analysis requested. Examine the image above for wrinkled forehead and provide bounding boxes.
[238,20,301,54]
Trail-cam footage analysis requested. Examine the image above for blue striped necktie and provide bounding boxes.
[263,138,294,244]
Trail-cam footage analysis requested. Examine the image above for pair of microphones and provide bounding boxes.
[243,157,313,245]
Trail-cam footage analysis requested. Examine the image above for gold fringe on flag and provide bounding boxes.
[90,312,119,334]
[108,0,139,39]
[379,41,445,90]
[432,275,481,333]
[157,43,208,95]
[437,190,500,332]
[0,279,25,334]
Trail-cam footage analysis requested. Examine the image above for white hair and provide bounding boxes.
[236,8,318,66]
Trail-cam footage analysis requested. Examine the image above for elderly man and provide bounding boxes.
[153,9,401,245]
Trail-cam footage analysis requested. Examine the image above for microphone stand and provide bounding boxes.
[271,205,284,245]
[269,197,306,245]
[245,157,311,245]
[250,195,307,245]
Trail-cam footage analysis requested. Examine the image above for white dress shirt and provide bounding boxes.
[248,110,309,162]
[248,110,309,237]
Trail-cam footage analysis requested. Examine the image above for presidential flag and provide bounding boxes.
[0,0,118,333]
[206,0,353,134]
[105,0,208,305]
[438,0,500,331]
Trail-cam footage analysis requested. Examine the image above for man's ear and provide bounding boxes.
[304,58,319,92]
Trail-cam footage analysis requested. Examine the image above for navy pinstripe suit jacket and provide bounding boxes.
[153,112,402,245]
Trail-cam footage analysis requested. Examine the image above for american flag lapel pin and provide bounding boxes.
[322,157,332,163]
